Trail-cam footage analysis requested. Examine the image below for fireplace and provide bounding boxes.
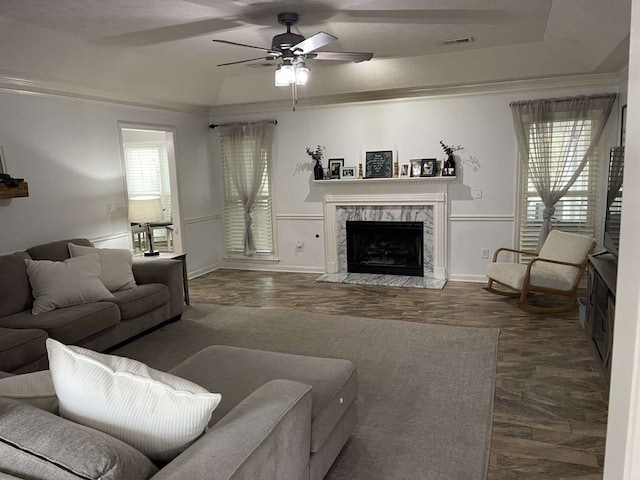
[346,221,424,276]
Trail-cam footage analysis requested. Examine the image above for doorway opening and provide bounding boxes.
[119,125,182,254]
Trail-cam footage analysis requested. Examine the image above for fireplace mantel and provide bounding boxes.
[323,192,448,280]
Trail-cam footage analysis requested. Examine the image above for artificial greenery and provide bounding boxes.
[439,140,463,157]
[305,145,325,162]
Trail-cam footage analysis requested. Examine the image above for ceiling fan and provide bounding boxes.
[212,12,373,110]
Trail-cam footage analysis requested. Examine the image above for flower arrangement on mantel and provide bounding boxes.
[439,140,463,158]
[306,145,325,180]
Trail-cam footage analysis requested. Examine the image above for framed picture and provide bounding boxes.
[435,160,443,176]
[410,159,422,177]
[328,158,344,179]
[400,163,410,177]
[0,146,6,174]
[420,158,437,177]
[340,166,356,179]
[365,150,393,178]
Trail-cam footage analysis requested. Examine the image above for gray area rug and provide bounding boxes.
[113,304,499,480]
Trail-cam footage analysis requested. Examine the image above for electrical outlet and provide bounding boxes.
[474,188,483,199]
[296,241,305,252]
[106,203,114,215]
[481,248,489,259]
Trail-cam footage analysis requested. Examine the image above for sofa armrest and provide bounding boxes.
[152,379,312,480]
[132,258,183,318]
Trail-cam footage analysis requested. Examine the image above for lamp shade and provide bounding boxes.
[128,196,164,223]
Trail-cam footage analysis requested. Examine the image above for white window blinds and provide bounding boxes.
[123,144,172,222]
[220,129,274,256]
[519,119,601,257]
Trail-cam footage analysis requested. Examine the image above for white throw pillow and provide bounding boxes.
[0,370,58,413]
[25,254,114,315]
[46,338,221,462]
[68,243,136,291]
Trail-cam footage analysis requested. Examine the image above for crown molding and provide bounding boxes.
[209,73,621,116]
[0,70,209,116]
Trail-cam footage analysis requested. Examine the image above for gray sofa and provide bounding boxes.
[0,345,358,480]
[0,238,184,373]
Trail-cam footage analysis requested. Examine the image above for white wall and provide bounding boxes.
[0,90,220,275]
[210,79,620,279]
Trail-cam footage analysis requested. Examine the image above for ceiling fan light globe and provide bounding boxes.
[275,63,295,86]
[295,64,309,85]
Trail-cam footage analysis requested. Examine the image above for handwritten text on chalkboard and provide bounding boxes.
[365,150,393,178]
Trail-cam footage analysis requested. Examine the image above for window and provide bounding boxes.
[519,119,602,256]
[220,126,274,256]
[123,143,172,222]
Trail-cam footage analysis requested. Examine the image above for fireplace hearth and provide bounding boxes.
[346,221,424,277]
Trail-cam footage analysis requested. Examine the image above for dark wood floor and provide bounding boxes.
[189,269,608,480]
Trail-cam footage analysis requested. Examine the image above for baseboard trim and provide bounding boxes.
[448,274,488,283]
[188,262,221,280]
[220,263,325,274]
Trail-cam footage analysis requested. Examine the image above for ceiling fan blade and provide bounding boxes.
[292,32,337,54]
[309,51,374,63]
[212,39,279,55]
[217,56,276,67]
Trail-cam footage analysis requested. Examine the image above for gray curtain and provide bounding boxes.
[510,94,616,248]
[221,120,274,256]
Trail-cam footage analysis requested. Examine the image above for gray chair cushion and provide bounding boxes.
[26,238,92,262]
[170,345,358,454]
[0,303,120,345]
[0,398,157,480]
[110,284,169,321]
[0,328,47,373]
[0,252,34,318]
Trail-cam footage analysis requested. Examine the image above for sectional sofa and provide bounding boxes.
[0,238,184,373]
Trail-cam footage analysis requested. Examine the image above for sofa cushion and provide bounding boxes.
[47,339,222,463]
[0,252,34,318]
[68,244,136,292]
[0,328,48,373]
[0,370,57,413]
[26,254,114,315]
[0,302,120,345]
[26,238,92,262]
[0,398,158,480]
[170,345,358,454]
[110,284,169,321]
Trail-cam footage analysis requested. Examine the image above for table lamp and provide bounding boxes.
[129,196,164,256]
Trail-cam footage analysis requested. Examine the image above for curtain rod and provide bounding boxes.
[209,120,278,129]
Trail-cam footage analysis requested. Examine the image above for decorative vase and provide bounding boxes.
[443,154,456,176]
[313,159,324,180]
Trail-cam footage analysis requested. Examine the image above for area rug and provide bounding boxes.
[113,304,499,480]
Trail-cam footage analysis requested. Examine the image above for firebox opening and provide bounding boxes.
[346,221,424,277]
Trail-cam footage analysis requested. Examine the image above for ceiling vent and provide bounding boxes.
[441,36,475,46]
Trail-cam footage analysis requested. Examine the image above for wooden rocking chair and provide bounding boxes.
[484,230,596,313]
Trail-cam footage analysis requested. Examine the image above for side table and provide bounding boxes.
[135,252,190,305]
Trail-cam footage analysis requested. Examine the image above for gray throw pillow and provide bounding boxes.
[68,244,136,292]
[0,398,158,480]
[25,254,113,315]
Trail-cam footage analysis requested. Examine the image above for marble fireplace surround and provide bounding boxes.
[323,193,448,280]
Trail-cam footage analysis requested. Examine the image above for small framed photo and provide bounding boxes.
[328,158,344,179]
[340,166,356,179]
[410,159,422,177]
[435,160,443,176]
[0,146,6,174]
[421,158,437,177]
[400,163,410,177]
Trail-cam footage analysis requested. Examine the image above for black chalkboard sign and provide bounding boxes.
[365,150,393,178]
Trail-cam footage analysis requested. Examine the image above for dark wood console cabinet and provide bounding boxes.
[586,253,617,380]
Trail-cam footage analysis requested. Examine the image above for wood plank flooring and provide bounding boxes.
[189,269,608,479]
